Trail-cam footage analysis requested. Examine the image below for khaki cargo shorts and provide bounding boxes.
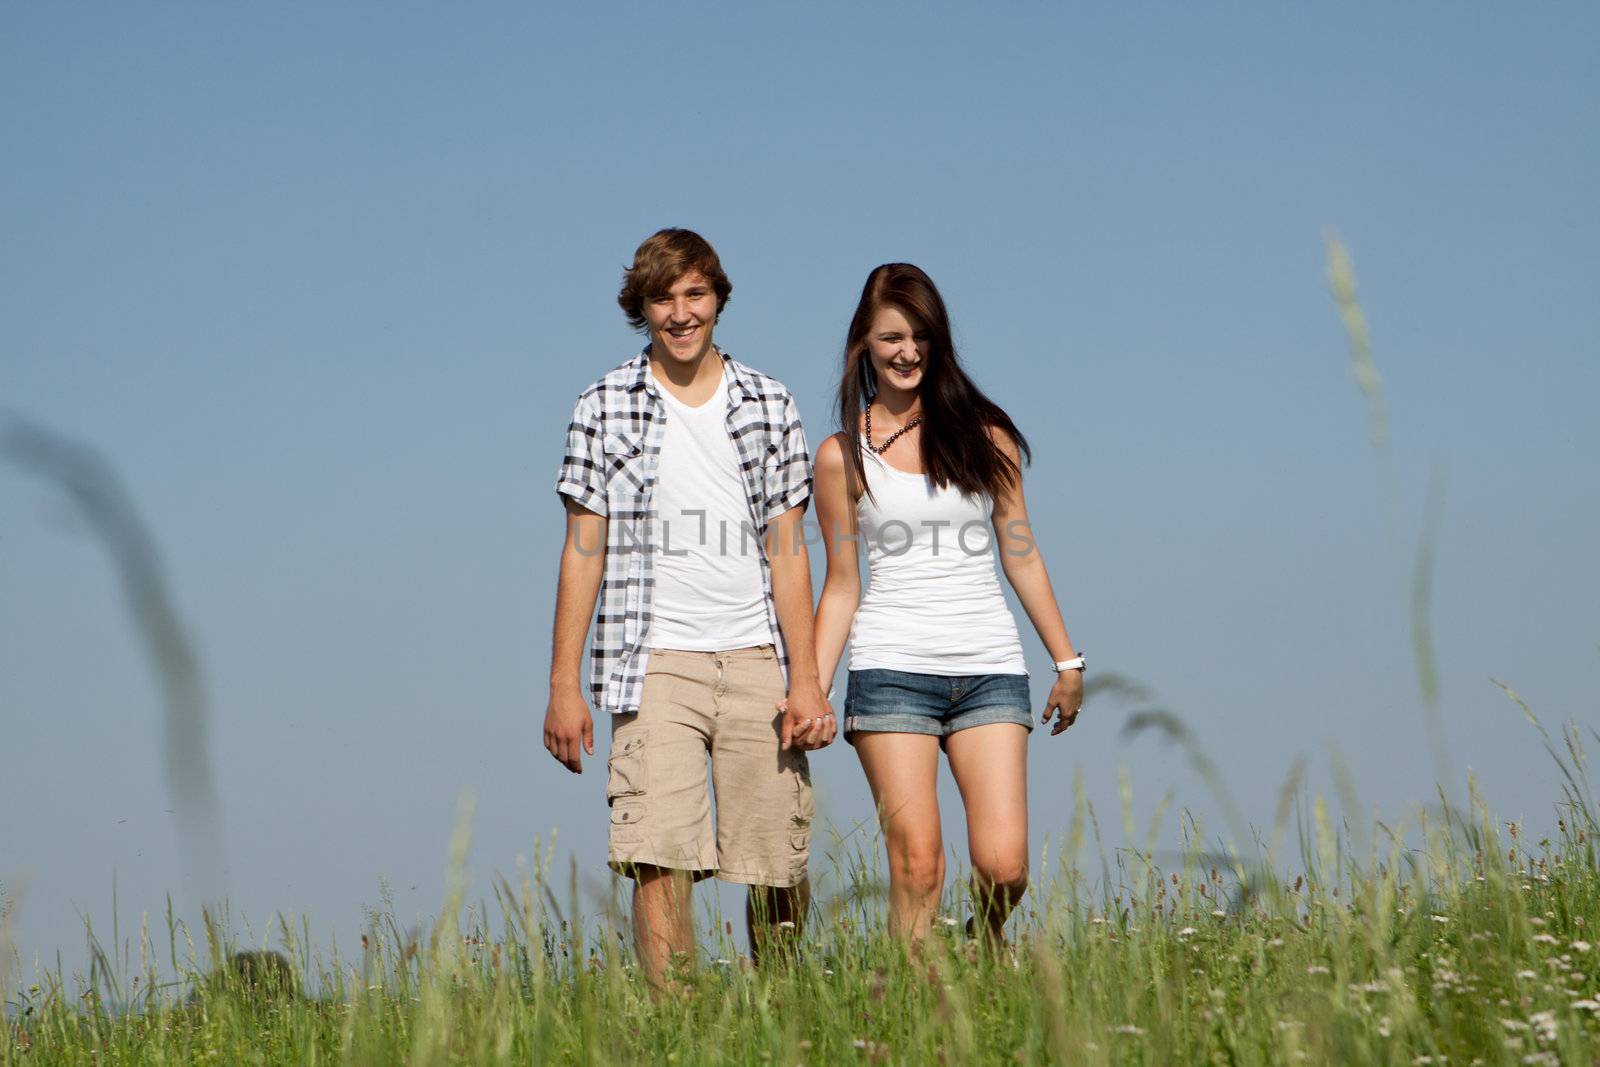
[606,645,814,888]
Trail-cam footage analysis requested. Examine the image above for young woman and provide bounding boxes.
[810,263,1084,944]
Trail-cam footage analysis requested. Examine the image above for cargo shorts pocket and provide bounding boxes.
[787,757,814,873]
[608,731,649,841]
[608,732,648,799]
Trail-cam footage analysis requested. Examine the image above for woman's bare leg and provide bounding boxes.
[854,732,945,941]
[944,723,1030,944]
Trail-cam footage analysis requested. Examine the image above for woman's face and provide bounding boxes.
[864,304,931,399]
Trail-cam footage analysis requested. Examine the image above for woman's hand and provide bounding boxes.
[1042,669,1084,736]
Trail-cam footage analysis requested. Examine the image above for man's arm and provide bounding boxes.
[544,499,607,772]
[766,504,835,750]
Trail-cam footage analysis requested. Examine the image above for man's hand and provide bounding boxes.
[1042,670,1084,736]
[544,689,595,772]
[779,682,836,751]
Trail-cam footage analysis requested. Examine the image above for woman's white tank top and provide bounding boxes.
[848,443,1027,676]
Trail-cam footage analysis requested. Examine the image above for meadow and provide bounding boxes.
[5,692,1599,1066]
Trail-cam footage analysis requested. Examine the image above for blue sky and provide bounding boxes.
[3,2,1597,972]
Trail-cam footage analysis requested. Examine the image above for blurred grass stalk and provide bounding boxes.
[1324,233,1455,803]
[1,414,227,905]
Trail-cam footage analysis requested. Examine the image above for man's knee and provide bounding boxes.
[633,865,693,907]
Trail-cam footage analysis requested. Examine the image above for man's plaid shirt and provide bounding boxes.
[555,347,813,716]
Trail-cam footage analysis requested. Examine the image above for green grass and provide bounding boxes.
[7,718,1600,1066]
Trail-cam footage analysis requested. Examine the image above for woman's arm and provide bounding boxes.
[812,433,862,696]
[990,429,1084,734]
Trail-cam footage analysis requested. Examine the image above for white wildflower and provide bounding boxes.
[1533,933,1558,945]
[1376,1016,1393,1037]
[1177,927,1198,939]
[1500,1019,1530,1032]
[778,920,796,929]
[1570,998,1600,1011]
[1517,970,1538,979]
[1307,965,1330,975]
[1571,940,1592,953]
[1266,937,1285,948]
[1211,909,1226,918]
[1431,914,1450,924]
[939,916,959,927]
[1529,1010,1557,1043]
[1111,1024,1145,1036]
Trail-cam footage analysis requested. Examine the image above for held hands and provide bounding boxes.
[776,682,837,751]
[543,688,594,773]
[1043,668,1085,736]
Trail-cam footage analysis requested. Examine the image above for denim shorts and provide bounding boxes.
[844,668,1034,740]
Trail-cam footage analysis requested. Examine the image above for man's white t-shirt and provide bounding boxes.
[646,373,771,651]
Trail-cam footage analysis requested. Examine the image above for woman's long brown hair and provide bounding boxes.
[837,263,1030,501]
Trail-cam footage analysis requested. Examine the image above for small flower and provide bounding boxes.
[1177,927,1198,939]
[1517,970,1538,979]
[939,916,960,927]
[1500,1019,1530,1032]
[1570,998,1600,1012]
[1307,965,1330,975]
[1211,909,1226,918]
[1431,914,1450,924]
[1111,1024,1145,1036]
[1376,1016,1393,1037]
[1571,940,1592,953]
[778,920,796,929]
[1533,934,1559,945]
[1266,937,1285,948]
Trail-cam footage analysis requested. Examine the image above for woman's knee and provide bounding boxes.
[973,856,1029,897]
[888,838,945,897]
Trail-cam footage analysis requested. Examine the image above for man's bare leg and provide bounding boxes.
[632,865,694,991]
[746,879,809,965]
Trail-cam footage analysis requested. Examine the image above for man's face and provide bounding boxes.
[643,271,718,367]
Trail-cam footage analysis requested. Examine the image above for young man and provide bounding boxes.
[543,228,836,988]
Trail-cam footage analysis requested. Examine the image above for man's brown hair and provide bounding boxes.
[617,228,732,331]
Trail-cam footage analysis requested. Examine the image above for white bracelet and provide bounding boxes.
[1050,655,1086,673]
